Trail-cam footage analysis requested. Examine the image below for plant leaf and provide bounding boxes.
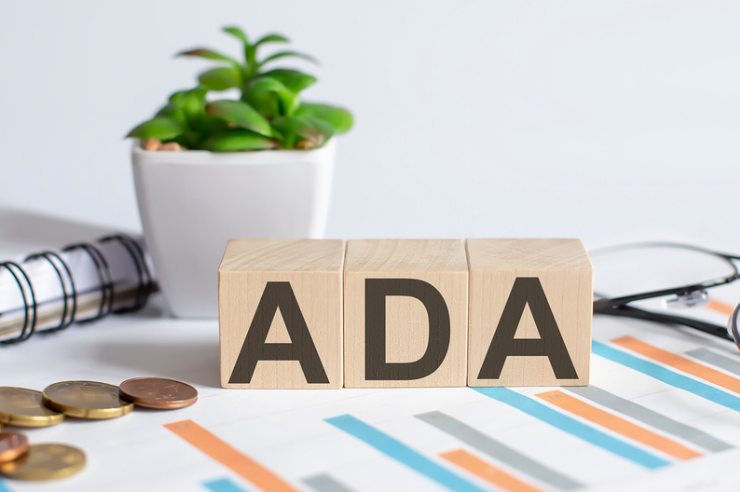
[156,102,186,125]
[180,87,208,122]
[223,25,249,45]
[177,48,240,65]
[254,32,289,47]
[126,117,183,140]
[296,102,353,134]
[272,115,334,149]
[198,66,242,91]
[261,69,316,93]
[206,100,272,137]
[203,130,276,152]
[168,89,188,104]
[258,50,319,68]
[244,76,298,116]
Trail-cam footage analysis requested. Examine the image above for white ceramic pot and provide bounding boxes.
[131,139,336,318]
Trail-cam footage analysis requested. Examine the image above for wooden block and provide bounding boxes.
[219,239,344,389]
[343,240,468,388]
[466,239,592,387]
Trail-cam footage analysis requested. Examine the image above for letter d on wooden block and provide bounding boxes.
[467,239,592,387]
[219,240,344,389]
[344,240,468,388]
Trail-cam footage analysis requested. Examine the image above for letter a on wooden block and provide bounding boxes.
[219,240,344,389]
[344,240,468,388]
[466,239,592,387]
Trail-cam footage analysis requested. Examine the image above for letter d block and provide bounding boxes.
[344,240,468,388]
[219,240,344,389]
[467,239,592,387]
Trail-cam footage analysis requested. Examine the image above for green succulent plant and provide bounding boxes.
[127,25,353,151]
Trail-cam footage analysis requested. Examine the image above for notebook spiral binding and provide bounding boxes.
[0,234,154,345]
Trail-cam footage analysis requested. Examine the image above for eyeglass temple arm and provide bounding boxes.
[594,303,733,342]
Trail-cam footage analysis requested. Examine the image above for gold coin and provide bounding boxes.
[42,381,133,420]
[0,443,85,481]
[0,387,64,428]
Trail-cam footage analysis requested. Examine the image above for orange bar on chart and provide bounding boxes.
[707,299,734,316]
[440,449,541,492]
[612,336,740,394]
[537,390,701,461]
[165,419,296,492]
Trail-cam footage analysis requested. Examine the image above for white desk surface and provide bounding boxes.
[1,209,740,492]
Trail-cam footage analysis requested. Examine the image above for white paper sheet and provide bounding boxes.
[0,289,738,492]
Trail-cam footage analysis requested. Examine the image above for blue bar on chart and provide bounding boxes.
[325,414,486,492]
[473,387,670,469]
[592,341,740,412]
[203,477,248,492]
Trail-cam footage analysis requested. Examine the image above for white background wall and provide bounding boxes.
[1,1,739,247]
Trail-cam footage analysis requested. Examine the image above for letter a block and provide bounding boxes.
[344,240,468,388]
[467,239,592,386]
[219,240,344,389]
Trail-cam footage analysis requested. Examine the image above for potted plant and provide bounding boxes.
[128,26,352,318]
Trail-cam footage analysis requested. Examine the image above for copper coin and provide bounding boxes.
[119,377,197,409]
[0,432,29,464]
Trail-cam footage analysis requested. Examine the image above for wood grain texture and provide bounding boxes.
[344,240,468,388]
[219,240,344,389]
[466,239,592,387]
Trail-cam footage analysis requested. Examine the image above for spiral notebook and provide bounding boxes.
[0,234,156,344]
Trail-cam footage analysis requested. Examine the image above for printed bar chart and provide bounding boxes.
[568,386,733,452]
[612,336,740,393]
[157,337,740,492]
[439,449,541,492]
[706,299,734,316]
[536,390,702,460]
[473,387,670,469]
[202,477,248,492]
[165,420,296,492]
[325,414,486,492]
[415,411,584,490]
[591,341,740,411]
[685,348,740,376]
[302,473,354,492]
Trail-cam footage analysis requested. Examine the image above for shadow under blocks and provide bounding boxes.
[218,239,592,389]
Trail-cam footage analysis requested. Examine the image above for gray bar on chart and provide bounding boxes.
[569,386,733,452]
[685,348,740,377]
[302,473,354,492]
[415,411,584,491]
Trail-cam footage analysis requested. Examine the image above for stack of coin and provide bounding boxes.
[0,376,197,482]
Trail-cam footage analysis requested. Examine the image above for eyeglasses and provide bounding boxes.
[591,241,740,351]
